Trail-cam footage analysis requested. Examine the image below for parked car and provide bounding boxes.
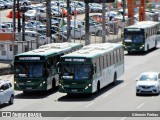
[52,31,67,43]
[0,1,5,9]
[81,21,109,36]
[62,25,86,40]
[0,80,14,105]
[0,23,13,32]
[136,72,160,96]
[19,0,31,6]
[0,0,12,9]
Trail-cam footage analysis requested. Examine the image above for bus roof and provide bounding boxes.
[61,43,123,58]
[15,42,83,57]
[125,21,160,29]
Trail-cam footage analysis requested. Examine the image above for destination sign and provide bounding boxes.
[126,29,141,31]
[64,58,86,62]
[19,57,41,60]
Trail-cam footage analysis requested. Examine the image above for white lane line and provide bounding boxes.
[136,103,145,109]
[120,83,128,88]
[64,117,70,120]
[121,117,127,120]
[85,102,94,108]
[103,92,112,98]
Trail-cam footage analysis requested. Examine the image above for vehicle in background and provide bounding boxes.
[0,23,13,32]
[0,0,12,9]
[123,21,160,54]
[13,42,83,94]
[62,25,86,40]
[136,72,160,96]
[0,80,14,105]
[52,31,67,43]
[58,43,124,95]
[19,0,31,6]
[81,21,109,36]
[0,1,5,10]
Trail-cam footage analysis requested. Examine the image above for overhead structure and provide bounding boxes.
[128,0,146,25]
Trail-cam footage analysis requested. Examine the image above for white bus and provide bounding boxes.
[58,43,124,94]
[123,21,160,53]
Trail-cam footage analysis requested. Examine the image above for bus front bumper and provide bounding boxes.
[123,44,145,52]
[59,83,92,94]
[14,81,47,91]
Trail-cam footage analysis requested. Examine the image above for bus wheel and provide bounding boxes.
[112,73,117,85]
[155,41,157,48]
[128,51,131,54]
[97,81,100,92]
[51,79,56,90]
[146,45,149,52]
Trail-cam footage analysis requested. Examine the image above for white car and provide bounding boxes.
[62,25,86,40]
[136,72,160,96]
[0,80,14,105]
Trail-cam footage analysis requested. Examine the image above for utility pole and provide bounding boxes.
[102,3,106,43]
[17,0,21,41]
[12,0,16,59]
[85,3,90,45]
[67,0,71,42]
[46,0,51,43]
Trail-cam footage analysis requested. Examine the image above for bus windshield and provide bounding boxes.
[60,64,92,80]
[124,34,144,43]
[14,62,44,78]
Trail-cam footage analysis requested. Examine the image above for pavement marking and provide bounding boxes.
[103,92,112,98]
[120,83,128,88]
[136,103,145,109]
[64,117,70,120]
[121,117,127,120]
[85,102,94,108]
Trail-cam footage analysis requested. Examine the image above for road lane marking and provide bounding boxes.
[121,117,127,120]
[103,92,112,98]
[64,117,70,120]
[136,103,145,109]
[120,83,128,88]
[85,102,94,108]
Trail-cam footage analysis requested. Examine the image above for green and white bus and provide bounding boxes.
[58,43,124,94]
[13,42,83,93]
[123,21,160,53]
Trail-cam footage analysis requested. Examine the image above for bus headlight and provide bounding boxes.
[43,81,46,84]
[140,45,144,49]
[85,84,92,89]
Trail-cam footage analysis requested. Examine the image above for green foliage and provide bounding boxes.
[146,2,154,10]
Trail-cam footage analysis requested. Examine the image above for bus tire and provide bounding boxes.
[146,45,149,52]
[51,79,56,90]
[155,41,157,48]
[112,73,117,85]
[97,81,100,92]
[128,51,131,54]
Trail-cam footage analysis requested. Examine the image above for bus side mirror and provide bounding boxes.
[56,62,61,74]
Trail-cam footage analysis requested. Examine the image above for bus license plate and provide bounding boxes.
[71,89,77,92]
[26,87,32,90]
